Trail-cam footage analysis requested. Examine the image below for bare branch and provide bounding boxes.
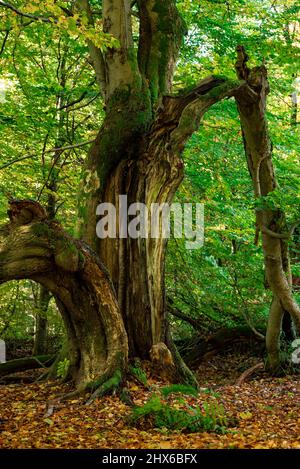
[261,225,290,240]
[0,139,95,171]
[0,29,9,56]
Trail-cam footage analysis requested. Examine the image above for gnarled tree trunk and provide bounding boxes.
[75,0,245,380]
[0,200,128,392]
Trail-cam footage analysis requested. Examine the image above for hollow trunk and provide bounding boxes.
[78,74,241,383]
[99,138,184,358]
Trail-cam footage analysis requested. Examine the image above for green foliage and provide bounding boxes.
[56,358,70,379]
[160,384,199,398]
[129,393,228,434]
[129,363,148,387]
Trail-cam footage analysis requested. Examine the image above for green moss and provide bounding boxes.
[54,238,79,272]
[78,250,85,264]
[86,369,122,394]
[31,222,51,237]
[96,85,152,188]
[204,79,241,99]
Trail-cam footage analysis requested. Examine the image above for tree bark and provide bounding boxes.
[74,0,247,379]
[234,46,300,371]
[32,286,50,356]
[0,355,55,377]
[0,200,128,391]
[78,72,244,382]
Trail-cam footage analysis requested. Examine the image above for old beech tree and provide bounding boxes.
[0,1,299,395]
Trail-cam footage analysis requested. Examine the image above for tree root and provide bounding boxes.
[43,370,133,417]
[236,362,264,386]
[85,370,123,405]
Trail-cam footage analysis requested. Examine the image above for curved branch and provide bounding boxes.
[166,76,246,152]
[261,225,290,239]
[0,1,54,23]
[0,200,128,389]
[167,304,202,331]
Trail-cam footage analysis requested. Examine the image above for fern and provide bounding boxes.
[129,392,229,433]
[129,363,148,386]
[56,358,70,379]
[160,384,199,398]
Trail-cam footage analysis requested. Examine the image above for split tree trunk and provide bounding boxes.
[79,68,244,384]
[75,0,254,382]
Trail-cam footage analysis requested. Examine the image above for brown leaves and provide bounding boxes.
[0,361,299,449]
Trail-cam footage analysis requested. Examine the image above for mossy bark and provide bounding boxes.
[79,73,245,381]
[0,200,128,390]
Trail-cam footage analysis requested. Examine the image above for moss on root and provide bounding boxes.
[85,370,123,405]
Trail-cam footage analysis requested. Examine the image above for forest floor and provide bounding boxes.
[0,349,299,449]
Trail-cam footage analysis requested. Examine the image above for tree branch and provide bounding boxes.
[137,0,185,102]
[0,1,54,23]
[0,140,95,171]
[167,303,202,331]
[261,225,290,240]
[165,76,247,152]
[75,0,107,97]
[0,29,9,56]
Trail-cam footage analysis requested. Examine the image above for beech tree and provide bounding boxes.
[0,0,299,396]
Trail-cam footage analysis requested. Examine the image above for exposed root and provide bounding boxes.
[236,362,264,386]
[44,389,84,417]
[85,370,122,405]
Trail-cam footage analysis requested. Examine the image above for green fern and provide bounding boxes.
[129,393,229,433]
[160,384,199,398]
[129,363,148,386]
[56,358,70,379]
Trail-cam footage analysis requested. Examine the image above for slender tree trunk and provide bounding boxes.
[32,286,50,356]
[234,46,300,371]
[33,42,68,357]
